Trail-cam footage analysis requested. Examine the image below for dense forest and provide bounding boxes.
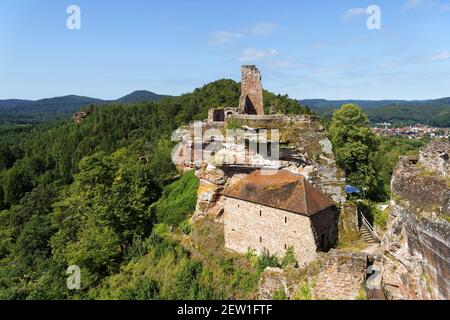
[0,79,313,299]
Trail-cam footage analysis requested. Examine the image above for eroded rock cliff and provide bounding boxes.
[382,141,450,300]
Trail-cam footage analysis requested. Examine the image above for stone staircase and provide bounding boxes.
[359,211,382,245]
[360,224,380,244]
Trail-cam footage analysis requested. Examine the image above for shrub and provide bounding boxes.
[179,220,192,235]
[272,289,286,300]
[281,246,298,268]
[293,281,313,300]
[123,235,148,262]
[151,170,199,226]
[257,249,279,273]
[374,208,388,231]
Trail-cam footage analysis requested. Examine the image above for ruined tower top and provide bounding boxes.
[238,65,265,115]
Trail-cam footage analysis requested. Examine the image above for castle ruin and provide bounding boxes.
[238,65,265,115]
[175,65,347,267]
[207,65,265,122]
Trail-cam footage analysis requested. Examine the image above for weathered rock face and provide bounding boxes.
[419,141,450,177]
[382,141,450,300]
[192,167,226,221]
[259,267,289,300]
[73,111,89,123]
[238,65,265,115]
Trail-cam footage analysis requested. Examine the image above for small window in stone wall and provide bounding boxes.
[285,217,287,224]
[259,236,262,243]
[284,244,287,250]
[259,210,262,217]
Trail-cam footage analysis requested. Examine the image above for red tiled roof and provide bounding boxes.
[223,169,335,216]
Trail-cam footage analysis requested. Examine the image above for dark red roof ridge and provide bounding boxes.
[223,169,335,216]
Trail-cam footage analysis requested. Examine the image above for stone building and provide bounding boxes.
[222,169,338,265]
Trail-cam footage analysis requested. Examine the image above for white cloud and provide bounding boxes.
[265,59,300,69]
[312,43,327,49]
[210,31,244,44]
[209,22,277,45]
[315,64,353,73]
[247,22,278,36]
[239,48,279,61]
[431,51,450,61]
[404,0,450,10]
[342,7,367,20]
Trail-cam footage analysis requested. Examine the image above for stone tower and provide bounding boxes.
[238,65,265,115]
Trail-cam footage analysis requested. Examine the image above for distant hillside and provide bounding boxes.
[0,99,33,109]
[299,98,430,109]
[0,91,169,125]
[301,98,450,127]
[116,90,170,104]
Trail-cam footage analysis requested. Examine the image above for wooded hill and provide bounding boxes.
[0,79,310,299]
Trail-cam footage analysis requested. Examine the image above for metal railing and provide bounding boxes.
[359,210,382,243]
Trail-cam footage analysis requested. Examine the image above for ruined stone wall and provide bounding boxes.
[258,250,367,300]
[238,65,265,115]
[313,250,367,300]
[223,196,317,266]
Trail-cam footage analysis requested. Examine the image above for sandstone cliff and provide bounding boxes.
[382,141,450,300]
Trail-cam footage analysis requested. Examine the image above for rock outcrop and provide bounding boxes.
[382,141,450,300]
[177,115,347,221]
[73,111,89,123]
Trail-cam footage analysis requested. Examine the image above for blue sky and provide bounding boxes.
[0,0,450,100]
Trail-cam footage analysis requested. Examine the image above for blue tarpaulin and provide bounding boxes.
[345,185,361,194]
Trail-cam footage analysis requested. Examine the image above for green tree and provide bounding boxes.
[65,222,121,286]
[15,214,55,267]
[329,104,379,198]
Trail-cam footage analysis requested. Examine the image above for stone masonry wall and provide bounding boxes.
[313,250,368,300]
[238,65,265,115]
[223,196,317,266]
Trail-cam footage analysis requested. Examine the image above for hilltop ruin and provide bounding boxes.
[173,66,347,268]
